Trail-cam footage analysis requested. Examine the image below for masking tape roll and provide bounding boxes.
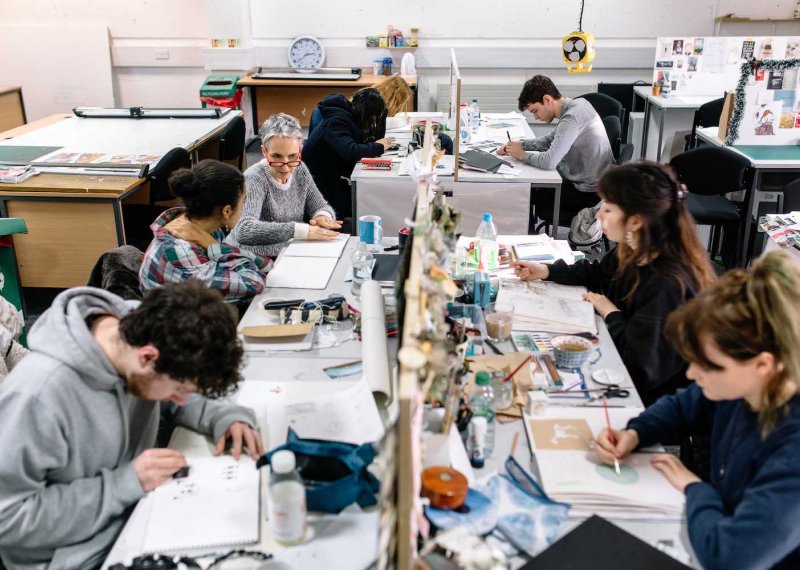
[421,466,469,510]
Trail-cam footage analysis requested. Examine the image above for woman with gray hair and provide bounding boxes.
[226,113,340,258]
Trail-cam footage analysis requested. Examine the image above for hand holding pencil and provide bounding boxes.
[596,425,639,469]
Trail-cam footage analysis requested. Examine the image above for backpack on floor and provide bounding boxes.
[568,203,603,250]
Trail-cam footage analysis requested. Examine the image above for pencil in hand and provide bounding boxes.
[603,398,621,475]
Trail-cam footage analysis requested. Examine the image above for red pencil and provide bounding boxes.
[502,354,533,383]
[603,397,621,475]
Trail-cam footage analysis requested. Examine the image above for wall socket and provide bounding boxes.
[154,49,170,60]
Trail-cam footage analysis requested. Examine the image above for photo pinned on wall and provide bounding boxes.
[768,70,785,90]
[676,57,685,70]
[787,40,800,58]
[656,60,674,69]
[683,41,694,56]
[693,37,704,55]
[672,39,684,55]
[687,56,698,72]
[753,102,782,136]
[754,67,767,82]
[741,40,756,60]
[772,90,796,128]
[756,38,775,60]
[658,40,672,59]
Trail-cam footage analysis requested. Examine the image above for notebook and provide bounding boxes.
[266,256,338,289]
[458,149,510,173]
[524,515,691,569]
[283,234,350,259]
[141,456,260,552]
[372,254,400,285]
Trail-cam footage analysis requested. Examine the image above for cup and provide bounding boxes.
[484,302,514,341]
[550,335,600,369]
[359,215,383,249]
[398,227,411,253]
[651,84,661,96]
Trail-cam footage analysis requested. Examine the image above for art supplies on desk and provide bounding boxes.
[512,241,557,262]
[360,157,393,170]
[266,256,338,289]
[495,287,597,335]
[141,456,260,553]
[283,233,350,259]
[523,407,685,520]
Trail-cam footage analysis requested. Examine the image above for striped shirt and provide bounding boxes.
[140,208,272,304]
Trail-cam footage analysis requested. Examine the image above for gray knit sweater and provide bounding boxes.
[227,161,336,258]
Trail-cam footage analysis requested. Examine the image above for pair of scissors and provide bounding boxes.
[581,385,631,405]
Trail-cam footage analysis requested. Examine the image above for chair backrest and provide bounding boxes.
[601,115,622,161]
[782,178,800,213]
[687,96,726,149]
[669,146,751,197]
[217,116,246,169]
[148,147,191,204]
[617,143,634,165]
[577,92,627,143]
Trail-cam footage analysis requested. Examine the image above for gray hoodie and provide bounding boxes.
[0,287,257,570]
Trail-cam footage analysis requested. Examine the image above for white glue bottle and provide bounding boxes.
[268,450,307,545]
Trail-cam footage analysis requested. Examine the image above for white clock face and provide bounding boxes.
[288,36,325,70]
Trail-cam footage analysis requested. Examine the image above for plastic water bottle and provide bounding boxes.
[459,103,471,144]
[476,212,499,271]
[467,371,496,467]
[469,99,480,134]
[351,242,375,296]
[268,450,307,545]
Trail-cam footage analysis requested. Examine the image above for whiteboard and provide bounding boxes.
[0,24,114,121]
[250,0,717,39]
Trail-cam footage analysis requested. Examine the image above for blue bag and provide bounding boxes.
[256,429,380,514]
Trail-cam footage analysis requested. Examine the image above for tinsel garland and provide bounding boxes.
[726,58,800,146]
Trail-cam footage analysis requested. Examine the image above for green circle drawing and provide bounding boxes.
[595,463,639,484]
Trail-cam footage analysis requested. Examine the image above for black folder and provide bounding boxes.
[458,149,510,174]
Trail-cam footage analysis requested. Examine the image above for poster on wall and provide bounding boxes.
[731,64,800,145]
[741,40,755,59]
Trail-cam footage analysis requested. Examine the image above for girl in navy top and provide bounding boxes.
[597,250,800,569]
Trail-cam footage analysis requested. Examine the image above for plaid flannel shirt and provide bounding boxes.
[140,208,272,304]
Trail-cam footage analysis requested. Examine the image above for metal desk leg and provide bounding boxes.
[249,86,260,133]
[656,107,666,163]
[551,183,561,238]
[640,98,651,159]
[739,170,760,267]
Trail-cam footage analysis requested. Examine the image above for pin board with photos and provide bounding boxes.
[652,36,800,97]
[725,57,800,146]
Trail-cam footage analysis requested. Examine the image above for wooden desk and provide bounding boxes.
[238,73,417,128]
[0,86,26,133]
[0,112,240,288]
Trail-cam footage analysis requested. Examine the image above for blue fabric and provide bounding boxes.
[628,384,800,570]
[257,429,380,514]
[309,107,323,134]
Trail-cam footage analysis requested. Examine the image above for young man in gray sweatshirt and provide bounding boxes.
[0,280,262,570]
[498,75,614,224]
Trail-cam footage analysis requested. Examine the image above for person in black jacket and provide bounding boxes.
[511,161,716,405]
[303,88,395,228]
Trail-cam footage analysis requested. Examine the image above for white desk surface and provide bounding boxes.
[634,85,720,110]
[354,112,561,186]
[696,127,800,169]
[106,235,694,568]
[0,111,240,160]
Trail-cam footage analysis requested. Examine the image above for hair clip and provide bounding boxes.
[676,184,688,202]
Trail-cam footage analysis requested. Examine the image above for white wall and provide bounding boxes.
[1,0,797,117]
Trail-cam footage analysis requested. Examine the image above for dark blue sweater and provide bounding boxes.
[303,94,385,219]
[628,383,800,569]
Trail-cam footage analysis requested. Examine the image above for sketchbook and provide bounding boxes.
[141,456,260,552]
[523,408,685,520]
[496,287,597,335]
[265,256,338,289]
[283,234,350,259]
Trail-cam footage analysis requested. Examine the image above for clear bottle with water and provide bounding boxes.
[351,242,375,296]
[476,212,499,271]
[268,450,307,545]
[467,371,496,468]
[469,99,480,133]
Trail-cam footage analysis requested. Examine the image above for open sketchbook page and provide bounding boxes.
[141,456,260,552]
[277,376,386,445]
[265,256,338,289]
[283,234,350,258]
[496,288,597,334]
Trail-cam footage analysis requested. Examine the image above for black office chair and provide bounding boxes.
[782,178,800,213]
[218,116,246,171]
[123,147,192,252]
[577,92,627,142]
[685,97,725,150]
[600,116,634,165]
[670,147,753,268]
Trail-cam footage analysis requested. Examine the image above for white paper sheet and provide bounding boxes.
[141,456,260,552]
[265,256,338,289]
[283,376,386,445]
[283,234,350,258]
[496,288,597,334]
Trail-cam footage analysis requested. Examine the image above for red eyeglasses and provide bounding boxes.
[267,152,302,168]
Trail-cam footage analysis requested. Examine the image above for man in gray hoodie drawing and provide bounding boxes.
[0,280,262,570]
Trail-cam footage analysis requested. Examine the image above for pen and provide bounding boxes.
[506,130,511,141]
[484,339,504,355]
[603,398,621,475]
